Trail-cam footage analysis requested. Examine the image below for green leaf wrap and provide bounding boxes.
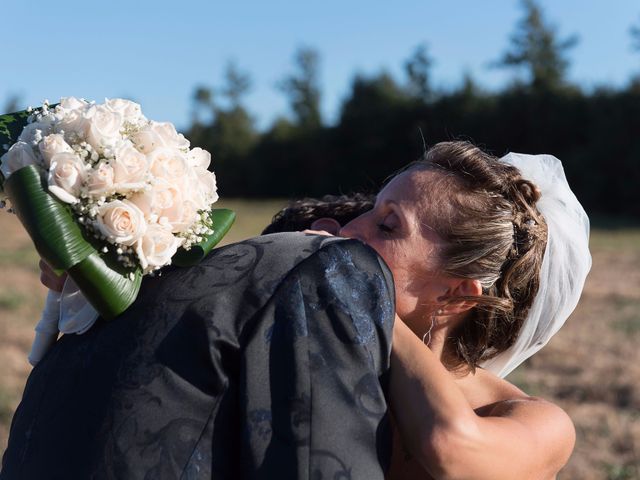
[172,209,236,266]
[4,165,142,320]
[68,252,142,320]
[4,165,95,270]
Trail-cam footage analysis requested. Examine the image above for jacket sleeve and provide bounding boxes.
[235,238,395,480]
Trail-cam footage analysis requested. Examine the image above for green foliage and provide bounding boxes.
[188,62,258,196]
[404,44,434,101]
[222,60,252,110]
[0,109,32,152]
[183,29,640,219]
[278,47,322,130]
[493,0,578,92]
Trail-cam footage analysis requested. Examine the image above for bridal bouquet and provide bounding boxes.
[0,98,235,363]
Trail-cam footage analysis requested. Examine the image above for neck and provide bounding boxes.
[419,321,470,376]
[427,327,448,362]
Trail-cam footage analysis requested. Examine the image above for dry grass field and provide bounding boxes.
[0,200,638,479]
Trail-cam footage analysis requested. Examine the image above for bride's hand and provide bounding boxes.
[39,259,67,292]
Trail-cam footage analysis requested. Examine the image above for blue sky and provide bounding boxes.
[2,1,639,130]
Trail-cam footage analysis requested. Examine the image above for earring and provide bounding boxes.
[422,309,442,346]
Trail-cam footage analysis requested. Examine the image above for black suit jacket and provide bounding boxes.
[1,233,395,479]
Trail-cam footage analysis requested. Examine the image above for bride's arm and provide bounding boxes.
[390,317,575,480]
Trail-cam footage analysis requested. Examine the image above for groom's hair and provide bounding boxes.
[261,193,375,235]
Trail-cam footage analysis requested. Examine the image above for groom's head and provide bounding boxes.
[262,193,374,235]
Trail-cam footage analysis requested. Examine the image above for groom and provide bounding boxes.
[1,220,394,478]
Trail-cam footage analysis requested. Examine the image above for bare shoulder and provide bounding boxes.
[463,368,576,471]
[478,371,571,421]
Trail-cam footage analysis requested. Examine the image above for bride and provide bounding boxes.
[307,141,590,479]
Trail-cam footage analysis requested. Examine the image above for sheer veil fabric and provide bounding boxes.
[480,153,592,378]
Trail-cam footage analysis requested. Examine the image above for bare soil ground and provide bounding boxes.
[0,203,638,479]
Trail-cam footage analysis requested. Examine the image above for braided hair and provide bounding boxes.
[408,141,548,370]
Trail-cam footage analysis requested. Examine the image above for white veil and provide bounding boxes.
[480,153,592,378]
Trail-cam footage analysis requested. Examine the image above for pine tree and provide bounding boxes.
[278,47,322,129]
[495,0,578,91]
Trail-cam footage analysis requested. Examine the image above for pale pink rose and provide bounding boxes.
[135,223,182,271]
[87,162,115,196]
[150,121,190,150]
[128,178,176,220]
[130,177,197,233]
[130,126,163,154]
[47,152,87,204]
[187,147,211,169]
[58,97,89,112]
[84,105,123,153]
[112,143,149,190]
[148,147,190,182]
[165,197,199,233]
[194,168,219,207]
[0,142,39,178]
[55,98,91,138]
[95,199,147,246]
[104,98,144,124]
[39,134,73,167]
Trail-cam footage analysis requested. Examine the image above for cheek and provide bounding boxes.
[387,264,420,318]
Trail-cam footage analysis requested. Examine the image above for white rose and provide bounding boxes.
[58,97,89,112]
[47,152,87,204]
[187,147,211,169]
[87,162,115,196]
[56,111,89,141]
[165,198,199,233]
[112,143,149,190]
[150,121,190,150]
[105,98,144,124]
[18,121,52,146]
[55,98,91,139]
[135,223,182,271]
[129,178,193,233]
[194,168,218,207]
[129,125,163,154]
[84,105,124,153]
[95,199,147,246]
[148,147,190,182]
[129,178,172,219]
[39,134,73,167]
[0,142,39,178]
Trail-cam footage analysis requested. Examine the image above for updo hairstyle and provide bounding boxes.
[410,141,548,370]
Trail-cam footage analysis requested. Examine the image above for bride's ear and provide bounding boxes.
[438,278,482,315]
[310,218,341,235]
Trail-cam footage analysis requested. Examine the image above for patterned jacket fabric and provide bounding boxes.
[1,232,395,479]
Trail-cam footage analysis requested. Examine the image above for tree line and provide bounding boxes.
[186,1,640,219]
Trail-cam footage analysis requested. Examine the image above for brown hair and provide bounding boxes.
[409,141,548,370]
